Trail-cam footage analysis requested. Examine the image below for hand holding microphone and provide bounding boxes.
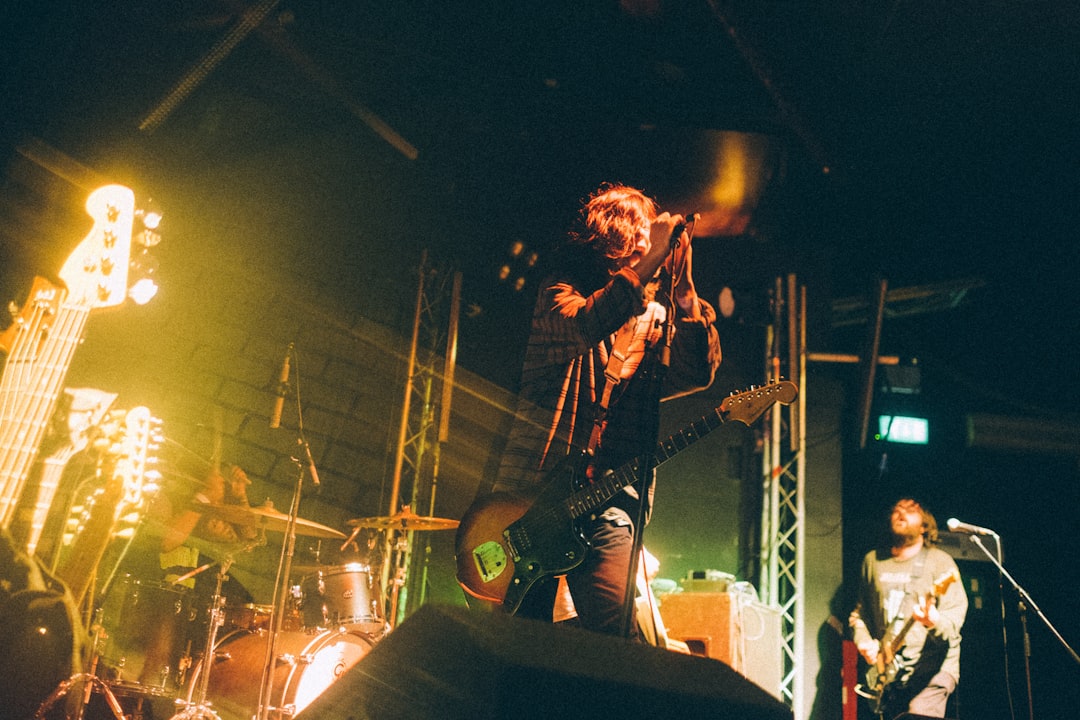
[669,212,701,317]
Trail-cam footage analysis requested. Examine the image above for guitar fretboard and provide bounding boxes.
[0,302,91,527]
[562,406,728,520]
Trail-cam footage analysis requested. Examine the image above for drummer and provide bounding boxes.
[119,462,259,597]
[104,461,259,689]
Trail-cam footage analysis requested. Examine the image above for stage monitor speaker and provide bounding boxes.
[297,603,792,720]
[657,591,783,699]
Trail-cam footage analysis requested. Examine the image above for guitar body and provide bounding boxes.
[860,657,902,715]
[455,381,799,614]
[856,568,960,716]
[455,470,590,614]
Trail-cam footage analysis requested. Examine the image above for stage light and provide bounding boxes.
[134,199,163,248]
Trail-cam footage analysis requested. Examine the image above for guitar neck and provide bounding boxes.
[562,405,728,520]
[0,302,92,528]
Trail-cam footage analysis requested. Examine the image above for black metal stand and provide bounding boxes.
[168,558,233,719]
[617,220,691,639]
[964,533,1080,720]
[255,458,307,720]
[34,622,125,720]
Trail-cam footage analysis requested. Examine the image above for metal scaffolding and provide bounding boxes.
[382,250,461,626]
[760,274,808,716]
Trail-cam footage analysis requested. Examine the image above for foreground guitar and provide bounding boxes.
[0,185,137,529]
[856,568,961,715]
[455,380,798,614]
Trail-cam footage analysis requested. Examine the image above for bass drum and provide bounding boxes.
[187,628,377,720]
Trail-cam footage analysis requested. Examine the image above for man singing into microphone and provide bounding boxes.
[488,182,721,636]
[849,498,969,718]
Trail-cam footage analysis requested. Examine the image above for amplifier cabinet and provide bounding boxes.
[658,591,783,700]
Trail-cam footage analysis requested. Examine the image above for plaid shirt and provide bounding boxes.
[494,265,721,522]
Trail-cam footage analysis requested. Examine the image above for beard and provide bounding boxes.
[891,524,923,548]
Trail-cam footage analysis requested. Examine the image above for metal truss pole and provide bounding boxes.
[760,275,808,716]
[383,250,459,625]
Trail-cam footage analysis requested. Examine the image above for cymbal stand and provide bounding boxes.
[168,557,233,720]
[34,612,126,720]
[385,529,410,628]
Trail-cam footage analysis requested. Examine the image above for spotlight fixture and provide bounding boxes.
[128,199,162,304]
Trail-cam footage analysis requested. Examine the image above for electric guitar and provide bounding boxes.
[857,568,961,715]
[0,185,137,530]
[455,380,798,614]
[12,387,118,561]
[55,405,160,606]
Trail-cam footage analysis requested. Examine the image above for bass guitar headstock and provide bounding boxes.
[57,184,136,310]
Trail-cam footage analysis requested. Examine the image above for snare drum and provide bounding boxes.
[186,628,376,720]
[97,575,202,695]
[299,563,382,629]
[224,602,303,633]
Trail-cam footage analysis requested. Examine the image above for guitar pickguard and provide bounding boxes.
[471,540,508,583]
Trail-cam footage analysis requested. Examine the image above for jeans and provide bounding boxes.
[515,516,638,638]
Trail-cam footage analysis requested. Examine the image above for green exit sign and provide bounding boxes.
[877,415,929,445]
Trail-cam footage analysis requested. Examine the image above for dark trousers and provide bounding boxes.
[515,517,638,639]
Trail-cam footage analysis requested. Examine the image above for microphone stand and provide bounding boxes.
[254,457,307,720]
[963,533,1080,720]
[617,226,686,640]
[256,345,318,720]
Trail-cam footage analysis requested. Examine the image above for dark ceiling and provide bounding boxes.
[2,0,1079,412]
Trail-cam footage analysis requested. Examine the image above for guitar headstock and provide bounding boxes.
[57,184,136,310]
[110,406,161,512]
[720,380,799,426]
[932,568,961,597]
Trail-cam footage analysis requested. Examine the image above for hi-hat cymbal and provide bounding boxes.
[193,502,346,539]
[347,507,459,532]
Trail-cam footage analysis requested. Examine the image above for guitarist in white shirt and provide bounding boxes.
[849,498,969,718]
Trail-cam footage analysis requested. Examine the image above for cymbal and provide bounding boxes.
[347,508,459,532]
[193,502,346,539]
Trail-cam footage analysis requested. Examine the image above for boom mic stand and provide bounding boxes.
[963,532,1080,720]
[254,456,308,720]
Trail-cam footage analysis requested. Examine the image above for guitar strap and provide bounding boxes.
[904,546,929,616]
[883,546,929,654]
[585,320,639,457]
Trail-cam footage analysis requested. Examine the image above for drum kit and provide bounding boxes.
[35,504,459,720]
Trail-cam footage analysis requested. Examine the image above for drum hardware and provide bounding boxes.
[347,506,459,627]
[33,613,127,720]
[167,556,234,719]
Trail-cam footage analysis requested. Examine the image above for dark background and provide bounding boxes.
[2,2,1078,719]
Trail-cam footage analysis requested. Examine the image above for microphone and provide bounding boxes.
[269,343,293,429]
[670,212,700,245]
[302,439,320,487]
[946,518,998,537]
